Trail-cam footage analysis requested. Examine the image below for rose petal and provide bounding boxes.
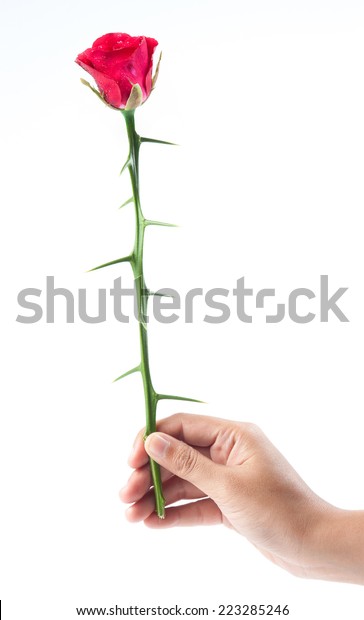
[76,33,159,109]
[145,38,159,96]
[76,58,122,108]
[93,33,142,52]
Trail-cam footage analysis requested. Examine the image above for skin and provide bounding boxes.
[120,413,364,585]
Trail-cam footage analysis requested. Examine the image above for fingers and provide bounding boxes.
[121,445,211,504]
[125,476,207,522]
[144,499,222,528]
[128,427,149,469]
[128,435,212,471]
[144,432,226,499]
[120,463,173,504]
[129,413,236,469]
[155,413,229,446]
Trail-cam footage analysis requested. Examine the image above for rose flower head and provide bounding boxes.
[75,33,159,110]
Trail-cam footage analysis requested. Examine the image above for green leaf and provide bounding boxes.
[88,255,132,272]
[125,83,144,111]
[113,365,140,383]
[119,197,134,209]
[140,137,178,146]
[157,394,205,404]
[152,52,162,90]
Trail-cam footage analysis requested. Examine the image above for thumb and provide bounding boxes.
[144,432,224,498]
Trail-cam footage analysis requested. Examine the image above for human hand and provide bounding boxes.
[120,413,364,584]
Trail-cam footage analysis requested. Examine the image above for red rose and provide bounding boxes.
[76,33,158,109]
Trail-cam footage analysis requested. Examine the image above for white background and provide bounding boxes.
[1,0,364,618]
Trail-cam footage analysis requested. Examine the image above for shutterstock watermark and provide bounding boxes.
[16,275,349,324]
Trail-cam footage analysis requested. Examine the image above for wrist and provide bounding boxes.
[306,503,364,584]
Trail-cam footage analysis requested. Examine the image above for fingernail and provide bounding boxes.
[145,433,170,459]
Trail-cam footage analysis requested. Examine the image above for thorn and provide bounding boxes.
[144,220,178,228]
[113,365,141,383]
[140,137,178,146]
[120,158,131,176]
[87,256,132,272]
[119,197,134,209]
[148,290,175,299]
[157,394,205,404]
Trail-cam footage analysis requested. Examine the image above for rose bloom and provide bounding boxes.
[76,33,158,109]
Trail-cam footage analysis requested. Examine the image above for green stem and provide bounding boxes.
[122,109,165,519]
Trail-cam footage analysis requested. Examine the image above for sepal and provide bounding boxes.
[125,83,144,111]
[152,52,162,90]
[80,78,116,110]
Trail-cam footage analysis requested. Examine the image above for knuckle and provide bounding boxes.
[162,412,186,430]
[238,421,262,441]
[169,412,193,425]
[173,445,199,477]
[168,412,184,424]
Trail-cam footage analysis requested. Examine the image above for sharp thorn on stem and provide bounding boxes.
[144,220,178,228]
[149,290,175,299]
[140,137,178,146]
[113,366,141,383]
[157,394,205,404]
[120,158,131,175]
[87,256,132,272]
[119,197,134,209]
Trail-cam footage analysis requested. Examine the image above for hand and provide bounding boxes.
[120,413,364,585]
